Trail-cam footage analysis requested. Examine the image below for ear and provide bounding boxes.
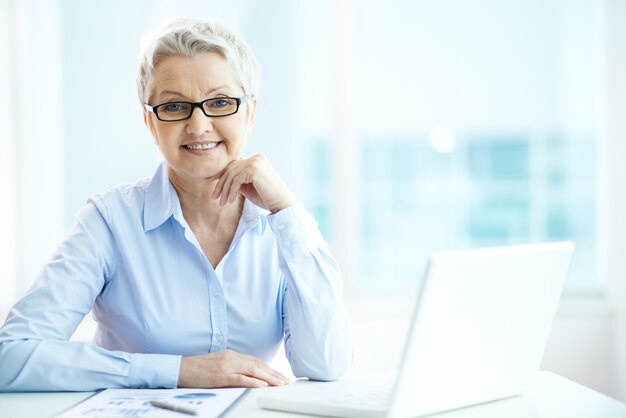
[144,110,159,145]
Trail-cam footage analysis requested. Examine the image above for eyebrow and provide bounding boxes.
[157,85,232,101]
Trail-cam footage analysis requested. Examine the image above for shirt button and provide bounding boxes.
[284,241,291,247]
[277,224,285,230]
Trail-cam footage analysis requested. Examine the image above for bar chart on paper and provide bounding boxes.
[56,388,248,418]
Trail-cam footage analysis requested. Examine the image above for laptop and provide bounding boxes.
[257,241,574,418]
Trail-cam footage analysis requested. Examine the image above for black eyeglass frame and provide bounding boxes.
[144,94,253,122]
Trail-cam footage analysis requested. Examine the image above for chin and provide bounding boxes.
[197,163,228,180]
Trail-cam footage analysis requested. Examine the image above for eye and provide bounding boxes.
[161,102,188,113]
[208,98,235,108]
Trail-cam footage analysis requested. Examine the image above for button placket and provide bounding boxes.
[208,265,228,352]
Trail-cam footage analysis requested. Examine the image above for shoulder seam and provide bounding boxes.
[90,194,118,277]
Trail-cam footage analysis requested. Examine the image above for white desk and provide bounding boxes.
[1,372,624,418]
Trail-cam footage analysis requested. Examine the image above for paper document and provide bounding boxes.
[56,387,248,418]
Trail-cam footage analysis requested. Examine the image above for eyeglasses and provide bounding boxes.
[144,95,253,122]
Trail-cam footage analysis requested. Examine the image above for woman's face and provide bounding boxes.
[144,51,256,183]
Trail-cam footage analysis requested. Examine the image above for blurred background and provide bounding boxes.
[0,0,624,402]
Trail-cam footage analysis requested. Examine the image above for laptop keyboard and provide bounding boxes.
[320,375,394,410]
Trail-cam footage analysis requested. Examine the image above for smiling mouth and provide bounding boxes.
[183,142,221,150]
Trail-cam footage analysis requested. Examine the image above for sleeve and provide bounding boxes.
[0,201,181,392]
[267,202,354,381]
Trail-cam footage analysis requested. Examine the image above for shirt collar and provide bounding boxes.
[143,161,269,233]
[143,161,181,232]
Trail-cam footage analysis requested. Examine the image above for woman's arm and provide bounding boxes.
[0,202,180,391]
[268,203,354,381]
[211,154,354,380]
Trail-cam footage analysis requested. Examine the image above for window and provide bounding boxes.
[1,1,603,320]
[297,0,601,294]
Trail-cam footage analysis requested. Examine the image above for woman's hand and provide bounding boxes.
[177,349,290,388]
[212,154,297,213]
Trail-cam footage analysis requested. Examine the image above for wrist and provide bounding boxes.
[269,197,297,214]
[177,356,190,388]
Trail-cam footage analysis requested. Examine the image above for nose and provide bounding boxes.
[185,106,213,135]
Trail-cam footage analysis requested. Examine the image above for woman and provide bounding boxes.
[0,18,352,391]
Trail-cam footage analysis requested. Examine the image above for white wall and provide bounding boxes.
[0,0,65,304]
[0,0,19,313]
[599,0,626,403]
[542,300,616,399]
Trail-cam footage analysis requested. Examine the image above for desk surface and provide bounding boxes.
[1,371,625,418]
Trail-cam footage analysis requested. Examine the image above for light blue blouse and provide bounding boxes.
[0,162,353,391]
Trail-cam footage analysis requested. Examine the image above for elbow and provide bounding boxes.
[0,343,21,392]
[306,366,350,382]
[320,345,354,381]
[291,342,354,382]
[0,339,41,392]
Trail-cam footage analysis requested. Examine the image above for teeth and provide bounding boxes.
[185,143,219,150]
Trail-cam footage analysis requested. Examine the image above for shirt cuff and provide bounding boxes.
[129,353,181,388]
[267,202,326,256]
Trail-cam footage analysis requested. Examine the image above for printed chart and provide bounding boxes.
[56,388,247,418]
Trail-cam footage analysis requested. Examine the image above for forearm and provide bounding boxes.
[268,203,354,380]
[0,339,181,391]
[281,254,354,381]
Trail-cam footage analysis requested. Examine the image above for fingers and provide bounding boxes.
[222,169,248,206]
[212,162,248,206]
[210,154,297,212]
[211,161,235,202]
[240,354,290,386]
[221,374,270,388]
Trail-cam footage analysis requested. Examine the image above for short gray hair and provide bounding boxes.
[137,18,260,105]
